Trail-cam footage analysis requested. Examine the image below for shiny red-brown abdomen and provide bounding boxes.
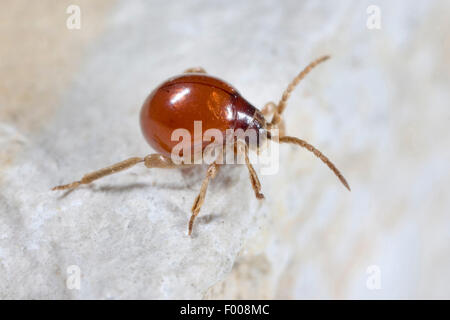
[140,74,263,157]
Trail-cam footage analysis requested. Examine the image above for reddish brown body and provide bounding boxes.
[52,57,350,236]
[140,74,265,157]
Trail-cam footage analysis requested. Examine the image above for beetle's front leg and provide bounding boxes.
[262,101,285,136]
[189,162,219,236]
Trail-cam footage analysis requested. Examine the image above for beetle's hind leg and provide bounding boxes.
[184,67,207,74]
[52,154,178,191]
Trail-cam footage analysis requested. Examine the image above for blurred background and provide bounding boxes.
[0,0,449,299]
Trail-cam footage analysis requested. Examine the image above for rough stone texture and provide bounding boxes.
[1,0,449,299]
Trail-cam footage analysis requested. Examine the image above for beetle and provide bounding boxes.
[52,56,350,236]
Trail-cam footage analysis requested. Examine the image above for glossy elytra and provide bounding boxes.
[53,56,350,236]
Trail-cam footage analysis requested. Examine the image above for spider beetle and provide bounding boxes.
[53,56,350,236]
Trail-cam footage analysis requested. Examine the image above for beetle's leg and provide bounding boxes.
[277,136,350,191]
[183,67,207,74]
[261,101,276,117]
[240,142,264,199]
[143,153,178,169]
[189,162,219,236]
[52,154,178,191]
[271,55,330,127]
[262,101,285,137]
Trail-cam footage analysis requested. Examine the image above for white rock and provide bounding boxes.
[1,0,449,299]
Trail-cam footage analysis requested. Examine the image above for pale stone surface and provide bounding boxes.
[1,0,449,299]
